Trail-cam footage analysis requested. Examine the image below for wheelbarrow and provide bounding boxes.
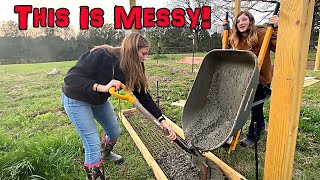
[182,50,260,152]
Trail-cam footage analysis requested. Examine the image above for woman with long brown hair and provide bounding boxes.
[62,33,176,179]
[224,11,279,147]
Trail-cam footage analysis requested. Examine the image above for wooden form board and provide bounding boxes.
[120,109,168,180]
[315,32,320,71]
[303,77,320,87]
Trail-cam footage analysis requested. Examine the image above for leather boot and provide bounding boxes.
[84,163,105,180]
[101,141,124,165]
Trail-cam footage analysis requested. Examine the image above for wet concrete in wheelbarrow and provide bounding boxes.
[127,113,225,180]
[184,62,252,151]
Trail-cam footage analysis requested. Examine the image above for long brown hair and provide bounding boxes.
[229,11,259,50]
[90,44,120,58]
[119,33,150,92]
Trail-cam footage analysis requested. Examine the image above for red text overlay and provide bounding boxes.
[14,5,211,30]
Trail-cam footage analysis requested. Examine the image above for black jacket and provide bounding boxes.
[62,48,162,119]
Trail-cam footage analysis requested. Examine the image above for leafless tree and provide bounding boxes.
[166,0,219,51]
[0,21,22,37]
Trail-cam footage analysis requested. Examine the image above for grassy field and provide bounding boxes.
[0,52,319,180]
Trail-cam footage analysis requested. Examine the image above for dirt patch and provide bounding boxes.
[306,60,319,70]
[127,113,225,180]
[29,107,66,118]
[177,57,204,65]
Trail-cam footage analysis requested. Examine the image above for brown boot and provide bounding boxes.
[84,163,105,180]
[101,135,124,165]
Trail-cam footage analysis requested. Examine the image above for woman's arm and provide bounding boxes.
[133,90,176,140]
[64,48,115,95]
[64,51,100,95]
[133,90,162,120]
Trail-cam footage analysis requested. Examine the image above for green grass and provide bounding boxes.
[0,53,319,179]
[307,51,317,61]
[269,51,317,64]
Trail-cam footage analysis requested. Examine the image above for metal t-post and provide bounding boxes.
[157,38,160,64]
[192,36,195,73]
[156,42,160,108]
[156,81,160,107]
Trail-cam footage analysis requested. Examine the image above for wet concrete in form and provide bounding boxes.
[127,113,225,179]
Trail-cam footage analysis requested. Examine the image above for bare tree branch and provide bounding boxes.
[243,7,274,13]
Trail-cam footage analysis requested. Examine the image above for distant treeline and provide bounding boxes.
[0,23,126,65]
[0,22,223,65]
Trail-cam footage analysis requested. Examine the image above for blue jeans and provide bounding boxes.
[247,83,270,140]
[62,93,121,166]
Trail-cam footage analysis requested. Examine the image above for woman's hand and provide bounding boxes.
[222,20,229,26]
[269,15,279,27]
[103,79,121,93]
[160,120,176,141]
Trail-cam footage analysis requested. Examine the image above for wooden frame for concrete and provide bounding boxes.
[120,108,168,180]
[120,108,246,180]
[264,0,315,179]
[314,32,320,71]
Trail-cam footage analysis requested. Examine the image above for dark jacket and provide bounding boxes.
[62,48,162,119]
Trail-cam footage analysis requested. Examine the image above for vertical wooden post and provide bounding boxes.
[264,0,315,179]
[234,0,241,17]
[314,32,320,71]
[130,0,137,32]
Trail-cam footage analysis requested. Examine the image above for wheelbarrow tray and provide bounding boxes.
[182,50,259,151]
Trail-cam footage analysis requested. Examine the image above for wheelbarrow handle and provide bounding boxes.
[273,2,280,15]
[258,2,280,71]
[223,12,229,30]
[222,11,230,49]
[267,1,280,27]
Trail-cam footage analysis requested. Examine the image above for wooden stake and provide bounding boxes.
[264,1,315,179]
[130,0,137,32]
[314,32,320,71]
[234,0,241,17]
